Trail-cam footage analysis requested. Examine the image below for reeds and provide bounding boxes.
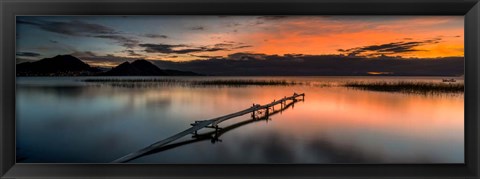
[190,79,299,86]
[344,81,464,94]
[82,78,301,87]
[83,78,464,94]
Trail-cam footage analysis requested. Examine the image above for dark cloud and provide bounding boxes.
[189,54,223,59]
[339,39,442,57]
[227,52,267,61]
[151,53,464,76]
[139,43,229,54]
[123,50,143,57]
[17,18,138,49]
[139,44,187,53]
[70,51,97,57]
[190,26,205,31]
[143,34,168,38]
[59,50,464,76]
[213,43,234,48]
[233,45,252,49]
[92,35,139,48]
[16,52,41,57]
[49,40,58,44]
[213,43,251,49]
[17,19,116,36]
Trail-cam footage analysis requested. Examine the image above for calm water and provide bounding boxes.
[16,76,464,163]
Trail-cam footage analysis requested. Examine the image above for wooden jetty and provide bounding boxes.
[113,98,301,163]
[112,92,305,163]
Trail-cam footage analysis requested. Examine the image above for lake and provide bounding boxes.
[16,76,464,163]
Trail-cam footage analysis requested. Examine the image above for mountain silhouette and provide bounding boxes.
[16,55,97,76]
[101,60,201,76]
[16,55,202,76]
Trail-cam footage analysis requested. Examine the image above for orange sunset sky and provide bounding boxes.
[17,16,464,67]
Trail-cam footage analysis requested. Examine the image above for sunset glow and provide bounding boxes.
[16,16,463,67]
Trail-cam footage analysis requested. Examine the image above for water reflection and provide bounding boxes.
[16,77,464,163]
[121,99,301,163]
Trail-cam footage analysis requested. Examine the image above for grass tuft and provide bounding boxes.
[344,81,464,94]
[82,78,301,87]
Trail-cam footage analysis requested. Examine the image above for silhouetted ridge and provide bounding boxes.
[16,55,96,76]
[100,59,202,76]
[102,60,168,76]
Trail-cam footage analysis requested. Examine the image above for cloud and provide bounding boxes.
[92,35,139,48]
[17,18,138,49]
[227,52,267,61]
[16,52,41,57]
[213,43,234,48]
[151,53,464,76]
[189,54,223,59]
[338,39,442,57]
[70,51,97,57]
[233,45,253,49]
[213,43,251,49]
[190,26,205,30]
[139,43,229,54]
[17,19,116,36]
[123,50,143,57]
[139,44,187,53]
[142,34,168,38]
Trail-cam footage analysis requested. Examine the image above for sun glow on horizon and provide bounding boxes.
[16,16,464,67]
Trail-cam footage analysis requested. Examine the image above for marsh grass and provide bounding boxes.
[191,79,299,86]
[344,81,464,94]
[83,78,463,94]
[82,78,303,88]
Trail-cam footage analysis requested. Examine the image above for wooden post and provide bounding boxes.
[273,100,275,111]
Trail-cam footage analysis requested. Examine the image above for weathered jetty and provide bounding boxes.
[113,97,301,163]
[112,92,305,163]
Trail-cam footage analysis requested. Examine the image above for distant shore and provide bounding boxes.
[78,78,465,94]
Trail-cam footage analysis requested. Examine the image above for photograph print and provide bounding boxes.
[15,16,464,163]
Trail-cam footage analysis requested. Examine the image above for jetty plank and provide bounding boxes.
[112,93,304,163]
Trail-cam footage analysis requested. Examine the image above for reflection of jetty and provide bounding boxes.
[112,93,305,163]
[113,96,302,162]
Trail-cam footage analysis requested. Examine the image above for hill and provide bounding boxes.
[16,55,98,76]
[101,60,201,76]
[16,55,202,76]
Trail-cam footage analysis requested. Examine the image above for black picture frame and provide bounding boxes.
[1,0,479,178]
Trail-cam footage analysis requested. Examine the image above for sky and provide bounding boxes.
[16,16,464,68]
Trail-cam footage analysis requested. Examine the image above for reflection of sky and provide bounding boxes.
[16,16,464,66]
[16,77,464,163]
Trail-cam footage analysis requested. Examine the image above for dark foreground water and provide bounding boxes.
[16,76,464,163]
